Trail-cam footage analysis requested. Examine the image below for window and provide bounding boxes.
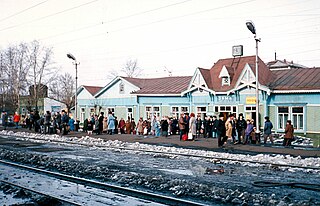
[127,108,133,120]
[107,107,115,115]
[145,106,160,119]
[197,107,207,119]
[292,107,303,130]
[171,107,179,119]
[222,77,230,86]
[214,105,237,117]
[278,107,289,129]
[245,106,256,111]
[277,106,304,130]
[181,107,189,113]
[119,82,124,94]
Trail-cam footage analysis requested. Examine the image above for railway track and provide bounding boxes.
[0,160,207,206]
[7,134,320,171]
[0,179,80,206]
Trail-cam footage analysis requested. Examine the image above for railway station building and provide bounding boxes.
[77,55,320,135]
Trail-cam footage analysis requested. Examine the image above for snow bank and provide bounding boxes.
[1,130,319,171]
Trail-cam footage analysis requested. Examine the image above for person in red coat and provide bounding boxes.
[284,120,294,146]
[118,118,126,134]
[13,112,20,129]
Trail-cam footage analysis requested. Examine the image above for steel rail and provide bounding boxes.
[0,179,82,205]
[4,135,320,170]
[0,160,207,206]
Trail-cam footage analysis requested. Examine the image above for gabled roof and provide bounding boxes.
[198,68,212,89]
[204,55,274,92]
[270,67,320,90]
[122,76,192,94]
[267,59,307,70]
[82,85,103,96]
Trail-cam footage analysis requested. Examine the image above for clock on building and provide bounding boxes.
[232,45,243,57]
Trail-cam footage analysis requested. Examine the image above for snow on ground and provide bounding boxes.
[1,130,319,171]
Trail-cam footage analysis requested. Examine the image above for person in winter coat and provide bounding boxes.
[94,115,99,135]
[69,118,75,131]
[217,114,227,147]
[195,115,202,138]
[33,111,41,132]
[211,116,219,138]
[136,117,144,135]
[83,118,88,133]
[263,116,274,144]
[44,111,51,134]
[245,119,254,144]
[103,116,108,133]
[2,112,8,130]
[131,118,136,135]
[13,112,20,129]
[225,114,234,143]
[125,118,132,134]
[284,120,294,146]
[161,118,169,137]
[236,113,247,144]
[119,118,126,134]
[189,113,196,140]
[98,112,104,134]
[178,113,186,141]
[203,115,211,138]
[87,117,94,136]
[107,112,115,135]
[155,117,161,137]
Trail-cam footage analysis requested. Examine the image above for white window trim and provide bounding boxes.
[276,106,305,132]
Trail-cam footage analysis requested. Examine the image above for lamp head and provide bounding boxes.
[246,21,256,35]
[67,53,76,61]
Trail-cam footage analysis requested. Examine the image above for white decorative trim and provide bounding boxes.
[95,76,140,98]
[181,85,215,96]
[137,94,182,97]
[272,90,320,93]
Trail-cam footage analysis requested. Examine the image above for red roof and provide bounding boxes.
[83,85,103,96]
[201,55,274,92]
[122,76,192,94]
[270,67,320,90]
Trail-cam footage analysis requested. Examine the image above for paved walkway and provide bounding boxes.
[1,127,319,157]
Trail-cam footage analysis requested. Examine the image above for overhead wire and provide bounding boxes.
[50,1,320,59]
[0,0,49,23]
[0,0,99,32]
[39,0,193,41]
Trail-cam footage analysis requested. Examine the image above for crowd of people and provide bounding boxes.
[1,110,73,135]
[82,111,180,137]
[177,112,295,147]
[1,110,295,147]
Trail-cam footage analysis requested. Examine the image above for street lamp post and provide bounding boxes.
[246,21,261,136]
[67,53,80,131]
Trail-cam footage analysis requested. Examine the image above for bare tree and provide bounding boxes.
[49,72,75,113]
[0,43,29,112]
[121,59,143,78]
[106,69,119,80]
[27,40,56,111]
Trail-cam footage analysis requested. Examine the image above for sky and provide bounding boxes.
[0,0,319,86]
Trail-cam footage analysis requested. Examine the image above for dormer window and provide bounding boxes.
[222,77,230,85]
[219,65,231,86]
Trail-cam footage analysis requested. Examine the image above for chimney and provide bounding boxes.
[284,59,286,63]
[274,51,277,60]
